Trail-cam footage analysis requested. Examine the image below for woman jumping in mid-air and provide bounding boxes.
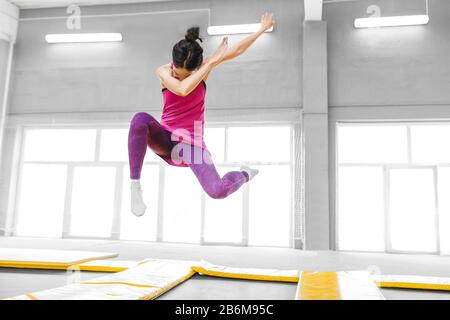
[128,12,275,216]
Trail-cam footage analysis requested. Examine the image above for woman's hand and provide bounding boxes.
[208,37,228,66]
[260,12,274,32]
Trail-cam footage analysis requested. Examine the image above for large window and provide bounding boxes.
[337,122,450,254]
[13,125,294,247]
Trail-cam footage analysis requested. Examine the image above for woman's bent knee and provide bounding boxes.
[131,112,155,125]
[130,113,156,132]
[206,185,227,199]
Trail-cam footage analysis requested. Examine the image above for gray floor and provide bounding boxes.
[1,237,450,300]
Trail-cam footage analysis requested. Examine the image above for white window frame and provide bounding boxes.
[336,121,448,255]
[10,122,297,248]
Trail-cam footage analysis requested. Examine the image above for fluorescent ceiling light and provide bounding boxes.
[354,15,429,28]
[207,24,274,35]
[45,33,123,43]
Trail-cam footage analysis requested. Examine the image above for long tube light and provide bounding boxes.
[354,14,429,28]
[207,24,273,35]
[45,33,123,43]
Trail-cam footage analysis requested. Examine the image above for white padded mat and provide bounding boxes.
[7,258,197,300]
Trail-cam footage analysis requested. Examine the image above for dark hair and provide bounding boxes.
[172,26,204,71]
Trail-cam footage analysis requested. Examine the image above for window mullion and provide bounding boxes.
[289,126,295,249]
[407,125,412,164]
[94,129,101,162]
[294,122,303,249]
[111,164,124,240]
[156,163,165,242]
[242,183,250,246]
[200,193,205,245]
[383,166,391,253]
[434,166,441,254]
[62,164,74,238]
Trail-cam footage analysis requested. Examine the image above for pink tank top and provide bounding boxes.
[160,68,207,150]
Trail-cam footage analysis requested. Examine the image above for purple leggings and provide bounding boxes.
[128,112,249,199]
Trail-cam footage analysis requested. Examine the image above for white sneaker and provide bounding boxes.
[240,166,259,181]
[130,180,147,217]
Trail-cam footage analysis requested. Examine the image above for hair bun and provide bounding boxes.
[185,26,202,42]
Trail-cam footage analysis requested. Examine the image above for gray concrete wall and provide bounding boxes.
[0,40,8,106]
[10,0,302,114]
[302,21,329,250]
[325,0,450,107]
[0,40,9,149]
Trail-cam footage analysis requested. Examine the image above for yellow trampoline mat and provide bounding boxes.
[374,275,450,291]
[77,260,140,273]
[297,271,341,300]
[0,248,118,270]
[192,260,300,283]
[296,271,385,300]
[192,262,450,294]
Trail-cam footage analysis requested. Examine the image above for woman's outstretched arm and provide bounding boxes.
[156,37,228,97]
[218,12,275,64]
[201,12,274,81]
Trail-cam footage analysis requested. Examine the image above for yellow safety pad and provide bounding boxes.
[373,275,450,291]
[296,271,385,300]
[6,259,197,300]
[0,248,118,270]
[297,272,341,300]
[76,260,140,272]
[192,260,300,283]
